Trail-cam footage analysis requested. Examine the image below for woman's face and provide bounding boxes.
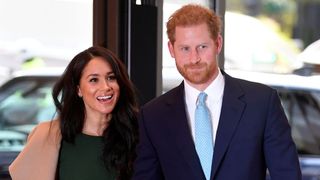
[78,57,120,117]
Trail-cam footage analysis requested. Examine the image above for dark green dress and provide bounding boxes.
[58,133,116,180]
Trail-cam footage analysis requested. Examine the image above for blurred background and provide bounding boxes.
[0,0,319,179]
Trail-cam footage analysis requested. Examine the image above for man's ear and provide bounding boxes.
[216,34,223,54]
[168,41,175,58]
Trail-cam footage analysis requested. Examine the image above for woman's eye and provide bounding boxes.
[107,75,117,81]
[89,78,98,82]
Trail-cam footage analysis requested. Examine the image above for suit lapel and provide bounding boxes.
[211,72,246,179]
[166,73,247,179]
[166,83,205,179]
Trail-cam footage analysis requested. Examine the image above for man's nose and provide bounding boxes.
[190,49,201,64]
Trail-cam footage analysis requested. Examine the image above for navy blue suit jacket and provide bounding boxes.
[133,71,301,180]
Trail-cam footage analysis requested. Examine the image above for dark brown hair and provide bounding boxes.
[52,46,139,179]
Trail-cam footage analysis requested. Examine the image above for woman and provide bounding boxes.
[9,46,139,180]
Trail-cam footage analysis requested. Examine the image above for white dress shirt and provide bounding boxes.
[184,69,225,143]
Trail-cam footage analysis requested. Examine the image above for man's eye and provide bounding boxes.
[198,45,207,49]
[181,47,189,51]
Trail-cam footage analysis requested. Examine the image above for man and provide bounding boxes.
[133,4,301,180]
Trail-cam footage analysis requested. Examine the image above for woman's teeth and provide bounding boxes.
[97,95,112,100]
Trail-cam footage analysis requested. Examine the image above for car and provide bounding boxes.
[0,66,11,86]
[294,39,320,76]
[298,39,320,66]
[0,67,64,178]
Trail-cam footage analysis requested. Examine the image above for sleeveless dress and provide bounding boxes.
[58,133,116,180]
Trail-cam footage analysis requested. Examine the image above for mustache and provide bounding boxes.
[184,62,206,69]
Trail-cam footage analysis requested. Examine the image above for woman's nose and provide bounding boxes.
[101,80,111,91]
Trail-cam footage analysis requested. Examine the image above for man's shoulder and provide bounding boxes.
[143,85,183,109]
[225,72,274,93]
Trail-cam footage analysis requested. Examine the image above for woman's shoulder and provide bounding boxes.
[28,119,61,145]
[9,119,61,180]
[36,119,59,129]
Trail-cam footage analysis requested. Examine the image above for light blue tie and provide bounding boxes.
[195,92,213,180]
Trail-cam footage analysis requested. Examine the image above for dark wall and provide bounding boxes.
[130,4,158,105]
[93,1,159,105]
[294,2,320,48]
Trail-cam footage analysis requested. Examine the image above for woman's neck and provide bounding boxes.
[82,113,112,136]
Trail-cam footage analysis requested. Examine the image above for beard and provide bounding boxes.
[176,61,217,85]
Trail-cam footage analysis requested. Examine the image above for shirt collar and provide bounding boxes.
[184,69,225,105]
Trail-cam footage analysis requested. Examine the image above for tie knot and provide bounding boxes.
[197,92,207,105]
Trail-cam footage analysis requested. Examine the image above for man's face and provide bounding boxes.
[168,23,222,91]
